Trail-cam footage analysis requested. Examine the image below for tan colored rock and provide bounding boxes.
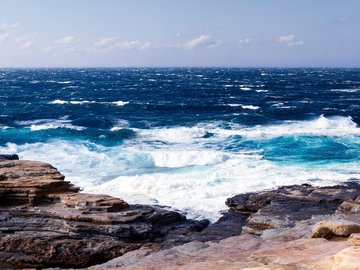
[349,233,360,246]
[89,233,353,270]
[0,159,205,268]
[0,160,78,205]
[60,193,128,212]
[312,220,360,239]
[2,158,360,269]
[337,200,360,214]
[332,246,360,269]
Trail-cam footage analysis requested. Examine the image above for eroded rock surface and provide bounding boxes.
[312,220,360,239]
[1,155,360,269]
[0,158,208,268]
[90,181,360,270]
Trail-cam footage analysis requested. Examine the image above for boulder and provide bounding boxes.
[349,233,360,246]
[312,220,360,239]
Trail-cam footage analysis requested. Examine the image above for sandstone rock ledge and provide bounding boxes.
[90,181,360,270]
[1,154,360,270]
[0,155,208,269]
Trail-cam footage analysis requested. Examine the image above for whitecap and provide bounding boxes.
[271,102,284,107]
[330,89,360,93]
[110,120,130,131]
[50,99,68,104]
[69,101,96,105]
[227,104,259,110]
[17,119,85,131]
[57,81,72,84]
[50,100,129,106]
[216,115,360,139]
[241,105,260,110]
[112,101,129,106]
[136,126,207,143]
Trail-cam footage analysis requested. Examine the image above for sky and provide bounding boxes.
[0,0,359,67]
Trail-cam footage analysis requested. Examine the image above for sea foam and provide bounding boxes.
[49,100,129,106]
[17,119,85,131]
[2,115,359,221]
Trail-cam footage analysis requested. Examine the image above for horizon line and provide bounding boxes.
[1,66,360,69]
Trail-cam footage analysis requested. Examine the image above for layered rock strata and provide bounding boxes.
[90,182,360,269]
[1,154,360,269]
[0,156,208,268]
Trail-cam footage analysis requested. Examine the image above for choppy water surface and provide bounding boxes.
[1,68,360,220]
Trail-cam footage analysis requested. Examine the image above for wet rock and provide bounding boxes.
[0,154,19,161]
[196,210,246,241]
[224,182,360,233]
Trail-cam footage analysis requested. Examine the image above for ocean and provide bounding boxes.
[1,68,360,221]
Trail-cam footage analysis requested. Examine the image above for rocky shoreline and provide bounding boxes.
[0,154,359,269]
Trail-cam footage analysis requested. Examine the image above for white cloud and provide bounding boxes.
[0,32,9,43]
[94,37,153,51]
[239,38,252,46]
[95,37,118,46]
[207,41,223,49]
[112,40,142,50]
[278,34,303,46]
[183,35,211,49]
[55,35,76,45]
[0,22,20,30]
[339,16,349,23]
[43,46,53,53]
[0,22,20,45]
[15,33,37,49]
[138,42,152,50]
[175,32,182,38]
[16,37,33,48]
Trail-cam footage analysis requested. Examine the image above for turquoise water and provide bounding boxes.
[1,68,359,220]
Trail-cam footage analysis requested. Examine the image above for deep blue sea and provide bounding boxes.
[1,68,360,220]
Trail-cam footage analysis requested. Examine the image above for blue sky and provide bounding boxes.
[0,0,359,67]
